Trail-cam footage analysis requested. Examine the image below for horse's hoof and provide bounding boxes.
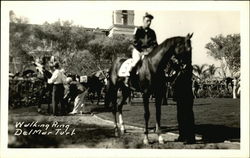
[158,136,164,144]
[120,129,126,135]
[159,140,164,144]
[115,132,119,137]
[114,128,119,137]
[37,108,41,113]
[120,125,126,135]
[143,138,149,145]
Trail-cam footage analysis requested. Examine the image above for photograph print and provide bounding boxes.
[1,1,249,158]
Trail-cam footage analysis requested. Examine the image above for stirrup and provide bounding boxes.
[124,82,129,87]
[124,76,129,87]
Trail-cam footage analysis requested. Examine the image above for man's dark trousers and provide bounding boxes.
[52,84,65,115]
[176,94,195,141]
[174,66,195,142]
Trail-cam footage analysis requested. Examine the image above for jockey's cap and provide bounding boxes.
[143,12,154,20]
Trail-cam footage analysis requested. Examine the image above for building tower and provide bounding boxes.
[108,10,136,37]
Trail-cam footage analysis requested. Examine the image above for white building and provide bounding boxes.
[108,10,136,37]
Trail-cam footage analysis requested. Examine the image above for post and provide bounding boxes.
[233,78,237,99]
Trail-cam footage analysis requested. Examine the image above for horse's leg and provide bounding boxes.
[89,91,94,104]
[96,89,101,105]
[118,87,130,135]
[37,89,42,113]
[37,102,42,113]
[110,86,119,137]
[104,80,113,110]
[143,93,150,144]
[127,90,132,106]
[155,88,165,144]
[162,82,169,105]
[150,94,154,100]
[104,90,110,109]
[92,93,95,104]
[47,87,52,114]
[37,83,43,113]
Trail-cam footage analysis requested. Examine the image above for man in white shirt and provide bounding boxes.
[48,62,67,116]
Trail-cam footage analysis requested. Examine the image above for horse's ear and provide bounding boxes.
[187,33,193,39]
[190,32,193,38]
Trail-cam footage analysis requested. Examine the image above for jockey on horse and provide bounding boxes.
[124,12,158,87]
[106,12,194,144]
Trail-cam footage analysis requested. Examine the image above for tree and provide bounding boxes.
[9,14,132,75]
[102,35,132,61]
[9,11,34,73]
[63,50,97,75]
[32,20,97,74]
[193,64,208,82]
[205,64,219,80]
[10,10,29,24]
[88,36,106,65]
[87,34,131,70]
[205,34,240,77]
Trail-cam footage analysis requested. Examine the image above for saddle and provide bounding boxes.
[118,58,141,91]
[118,52,147,77]
[118,58,134,77]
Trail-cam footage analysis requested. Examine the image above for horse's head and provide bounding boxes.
[173,33,193,63]
[34,62,52,81]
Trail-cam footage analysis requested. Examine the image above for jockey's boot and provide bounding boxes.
[124,65,134,87]
[124,76,129,87]
[124,76,136,91]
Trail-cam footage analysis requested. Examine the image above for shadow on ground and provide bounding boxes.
[91,106,112,113]
[195,124,240,143]
[143,124,240,144]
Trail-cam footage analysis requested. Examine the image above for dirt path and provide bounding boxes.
[93,114,240,149]
[8,106,240,149]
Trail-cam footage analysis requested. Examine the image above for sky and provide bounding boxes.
[7,2,240,67]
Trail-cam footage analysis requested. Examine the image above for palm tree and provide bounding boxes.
[193,64,208,81]
[205,64,219,80]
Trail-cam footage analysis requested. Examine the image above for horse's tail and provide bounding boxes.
[104,59,120,108]
[104,77,112,108]
[104,68,117,108]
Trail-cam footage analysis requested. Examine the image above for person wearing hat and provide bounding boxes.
[133,12,158,53]
[124,12,158,87]
[48,62,67,116]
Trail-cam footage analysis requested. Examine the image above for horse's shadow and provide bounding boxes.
[90,106,112,113]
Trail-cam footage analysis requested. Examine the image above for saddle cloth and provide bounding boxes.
[118,58,133,77]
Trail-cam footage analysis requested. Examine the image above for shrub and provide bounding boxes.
[9,78,48,108]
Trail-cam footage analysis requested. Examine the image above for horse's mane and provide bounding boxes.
[147,36,183,58]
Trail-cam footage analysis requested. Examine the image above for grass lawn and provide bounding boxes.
[97,98,240,128]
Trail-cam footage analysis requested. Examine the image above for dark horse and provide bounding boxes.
[35,63,53,114]
[85,71,106,105]
[67,71,106,106]
[105,33,193,144]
